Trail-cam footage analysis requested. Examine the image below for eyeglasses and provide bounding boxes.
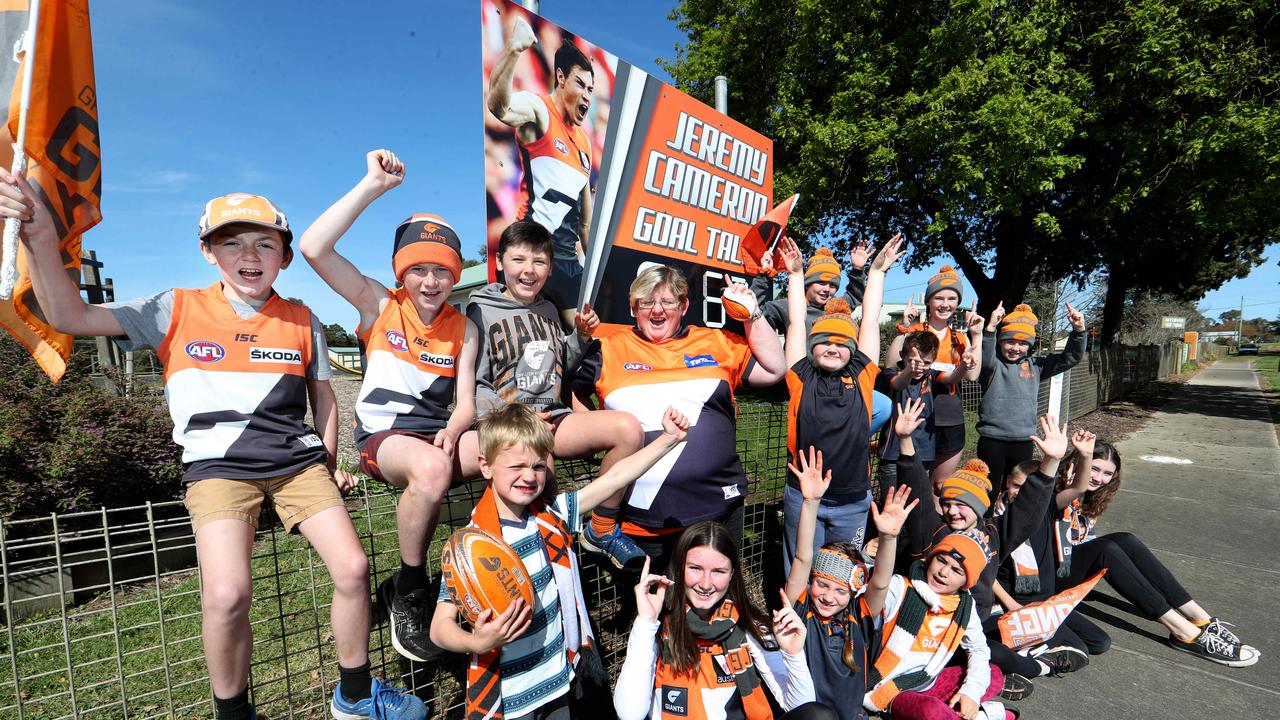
[636,299,682,310]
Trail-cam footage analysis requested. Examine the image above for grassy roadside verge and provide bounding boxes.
[1247,347,1280,440]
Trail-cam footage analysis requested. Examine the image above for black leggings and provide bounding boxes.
[780,702,839,720]
[1061,532,1193,621]
[976,436,1034,501]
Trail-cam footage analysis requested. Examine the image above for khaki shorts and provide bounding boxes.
[183,463,346,534]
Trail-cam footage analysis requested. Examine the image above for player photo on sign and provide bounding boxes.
[481,0,776,330]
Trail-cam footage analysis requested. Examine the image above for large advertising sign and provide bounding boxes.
[481,0,773,328]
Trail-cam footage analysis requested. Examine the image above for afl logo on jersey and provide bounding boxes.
[385,330,408,352]
[185,340,225,362]
[623,362,652,372]
[250,347,303,364]
[554,138,569,155]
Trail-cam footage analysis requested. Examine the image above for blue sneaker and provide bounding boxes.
[581,523,646,570]
[330,676,427,720]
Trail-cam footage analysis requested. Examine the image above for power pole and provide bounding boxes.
[714,75,728,114]
[1238,295,1244,344]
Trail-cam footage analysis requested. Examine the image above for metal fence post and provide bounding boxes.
[1,518,27,720]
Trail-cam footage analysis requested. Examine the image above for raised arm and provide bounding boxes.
[783,445,832,602]
[487,17,549,137]
[858,233,904,363]
[5,172,124,336]
[736,279,787,385]
[575,407,689,512]
[863,484,918,617]
[1056,429,1096,509]
[962,301,984,380]
[299,150,402,329]
[779,238,808,368]
[1039,301,1087,378]
[842,238,872,308]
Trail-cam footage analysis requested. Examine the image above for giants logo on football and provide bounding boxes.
[185,340,225,362]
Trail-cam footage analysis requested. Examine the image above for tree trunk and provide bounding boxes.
[1100,264,1127,347]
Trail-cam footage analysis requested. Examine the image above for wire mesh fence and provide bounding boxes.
[1,343,1184,719]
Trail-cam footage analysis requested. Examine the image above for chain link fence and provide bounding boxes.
[1,343,1186,719]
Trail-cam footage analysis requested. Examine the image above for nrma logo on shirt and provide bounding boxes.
[185,340,225,362]
[250,347,303,364]
[683,353,719,368]
[385,330,408,352]
[660,686,688,716]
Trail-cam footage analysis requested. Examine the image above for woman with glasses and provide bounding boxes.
[572,266,786,571]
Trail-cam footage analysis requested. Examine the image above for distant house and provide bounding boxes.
[448,263,489,310]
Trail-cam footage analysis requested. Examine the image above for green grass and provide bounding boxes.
[1250,352,1280,429]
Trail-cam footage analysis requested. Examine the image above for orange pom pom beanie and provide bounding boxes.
[939,459,993,518]
[808,298,858,355]
[999,304,1039,345]
[804,247,842,286]
[925,265,963,303]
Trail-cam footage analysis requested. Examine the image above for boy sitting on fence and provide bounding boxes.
[299,149,481,664]
[6,175,426,720]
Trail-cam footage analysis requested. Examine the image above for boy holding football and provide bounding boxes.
[430,403,689,720]
[4,172,425,720]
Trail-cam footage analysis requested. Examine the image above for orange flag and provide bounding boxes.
[0,0,102,382]
[738,193,798,277]
[998,569,1107,650]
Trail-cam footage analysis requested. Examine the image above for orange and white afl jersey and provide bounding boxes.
[583,325,754,531]
[156,284,327,482]
[516,94,592,263]
[354,290,467,448]
[652,630,772,720]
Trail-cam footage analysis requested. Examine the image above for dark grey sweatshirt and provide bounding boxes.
[977,329,1086,440]
[749,266,867,336]
[466,282,585,414]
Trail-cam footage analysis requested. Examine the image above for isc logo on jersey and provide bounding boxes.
[250,347,303,364]
[385,330,408,352]
[185,340,225,362]
[418,351,455,368]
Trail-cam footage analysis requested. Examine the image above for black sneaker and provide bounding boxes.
[1039,646,1089,676]
[1203,617,1243,644]
[1168,630,1260,667]
[1000,672,1034,701]
[379,573,435,663]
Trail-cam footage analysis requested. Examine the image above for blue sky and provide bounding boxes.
[85,0,1278,331]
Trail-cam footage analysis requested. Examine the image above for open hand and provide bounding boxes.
[1070,428,1096,457]
[894,398,927,438]
[634,556,672,621]
[365,149,404,192]
[787,446,831,501]
[472,598,533,653]
[661,406,690,443]
[1030,414,1068,460]
[987,301,1006,331]
[1065,301,1085,331]
[850,238,874,270]
[870,232,905,273]
[772,589,807,655]
[575,301,600,337]
[778,236,803,275]
[871,484,918,537]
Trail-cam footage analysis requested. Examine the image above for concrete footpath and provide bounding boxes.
[1017,358,1279,719]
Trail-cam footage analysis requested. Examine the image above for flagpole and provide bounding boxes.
[0,0,41,300]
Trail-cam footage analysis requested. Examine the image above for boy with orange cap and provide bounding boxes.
[298,149,481,667]
[779,234,905,573]
[977,301,1087,498]
[8,171,426,719]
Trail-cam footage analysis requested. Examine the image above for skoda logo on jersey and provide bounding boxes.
[418,351,455,368]
[385,330,408,352]
[250,347,303,364]
[623,362,652,372]
[683,353,719,368]
[554,138,569,155]
[185,340,225,363]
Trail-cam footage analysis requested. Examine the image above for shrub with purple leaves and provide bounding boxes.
[0,336,182,521]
